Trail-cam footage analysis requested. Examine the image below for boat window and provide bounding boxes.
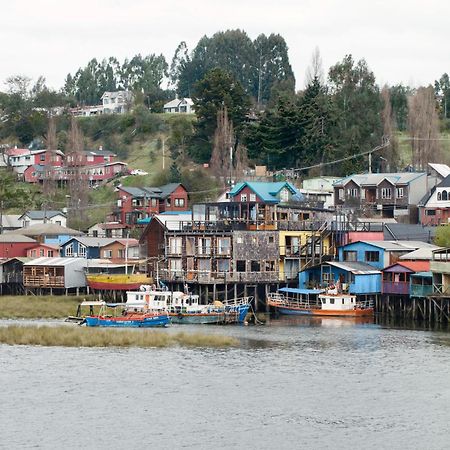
[330,298,335,304]
[342,299,345,304]
[321,298,325,304]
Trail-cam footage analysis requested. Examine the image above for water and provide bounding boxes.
[1,317,450,449]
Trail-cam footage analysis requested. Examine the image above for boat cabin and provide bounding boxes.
[126,288,171,312]
[319,294,357,311]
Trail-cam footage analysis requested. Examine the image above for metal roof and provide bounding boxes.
[327,261,381,275]
[23,257,87,266]
[6,223,84,237]
[65,237,115,247]
[334,172,426,187]
[0,234,37,243]
[279,287,325,295]
[399,246,441,261]
[411,271,432,278]
[428,163,450,178]
[19,210,66,220]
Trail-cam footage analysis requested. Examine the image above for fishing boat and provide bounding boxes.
[84,287,170,328]
[126,285,252,324]
[267,287,374,317]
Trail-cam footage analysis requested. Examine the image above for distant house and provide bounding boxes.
[0,234,37,258]
[27,243,59,259]
[228,181,302,204]
[60,237,115,259]
[382,261,430,296]
[163,97,194,114]
[8,148,64,177]
[0,257,29,294]
[0,214,22,232]
[419,175,450,226]
[19,210,67,228]
[88,222,130,238]
[113,183,189,225]
[9,223,84,245]
[333,172,427,223]
[23,257,89,293]
[99,238,140,262]
[101,91,133,114]
[427,163,450,189]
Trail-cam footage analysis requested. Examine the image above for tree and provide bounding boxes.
[435,73,450,120]
[435,224,450,247]
[380,86,399,171]
[167,115,194,161]
[210,107,234,183]
[305,47,324,86]
[169,161,181,183]
[328,55,383,174]
[169,41,190,89]
[389,84,409,131]
[408,86,441,170]
[190,68,250,162]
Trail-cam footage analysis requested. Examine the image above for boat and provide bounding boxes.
[126,285,252,324]
[86,273,153,291]
[267,287,374,317]
[84,288,170,328]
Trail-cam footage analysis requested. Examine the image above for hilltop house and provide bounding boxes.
[19,211,67,228]
[101,91,133,114]
[163,97,194,114]
[112,183,189,225]
[333,172,427,223]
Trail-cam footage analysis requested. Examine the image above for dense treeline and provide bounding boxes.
[0,29,449,178]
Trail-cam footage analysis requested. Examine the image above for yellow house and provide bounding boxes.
[278,230,332,281]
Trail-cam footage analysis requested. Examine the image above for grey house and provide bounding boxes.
[333,172,427,223]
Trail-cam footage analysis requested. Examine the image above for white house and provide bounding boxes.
[19,210,67,228]
[101,91,134,114]
[163,97,195,114]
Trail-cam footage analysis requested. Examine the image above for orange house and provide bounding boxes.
[27,243,60,259]
[99,239,140,263]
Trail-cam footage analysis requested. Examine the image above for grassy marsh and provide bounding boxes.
[0,325,239,348]
[0,296,87,319]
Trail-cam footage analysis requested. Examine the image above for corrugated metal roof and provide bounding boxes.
[23,257,87,266]
[399,246,441,261]
[383,261,430,273]
[0,234,37,243]
[66,237,115,247]
[334,172,426,187]
[20,210,66,220]
[6,223,84,236]
[327,261,381,274]
[229,181,300,203]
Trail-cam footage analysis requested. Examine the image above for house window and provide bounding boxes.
[217,237,230,255]
[65,244,73,256]
[169,237,182,255]
[251,261,261,272]
[280,189,289,202]
[361,189,366,200]
[236,260,246,272]
[346,188,358,198]
[169,258,182,275]
[365,251,379,262]
[31,250,36,257]
[79,245,86,257]
[217,259,230,272]
[92,230,98,237]
[322,272,332,282]
[174,198,185,207]
[198,259,211,274]
[151,198,158,207]
[438,192,442,201]
[241,194,247,202]
[56,221,61,226]
[249,193,256,202]
[87,155,94,162]
[268,236,274,244]
[198,238,211,255]
[338,189,344,200]
[329,298,335,304]
[48,250,54,257]
[39,249,44,257]
[118,249,125,259]
[381,188,392,199]
[425,210,436,216]
[265,260,275,272]
[343,250,357,262]
[396,187,404,198]
[40,154,45,161]
[442,191,448,201]
[103,249,112,258]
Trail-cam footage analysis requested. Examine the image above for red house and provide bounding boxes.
[65,148,116,166]
[0,234,37,258]
[113,183,189,225]
[27,243,60,258]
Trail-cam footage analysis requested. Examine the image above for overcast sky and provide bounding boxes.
[2,0,449,91]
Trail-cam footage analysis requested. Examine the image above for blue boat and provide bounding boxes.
[85,312,170,328]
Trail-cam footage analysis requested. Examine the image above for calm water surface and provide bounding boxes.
[1,316,450,449]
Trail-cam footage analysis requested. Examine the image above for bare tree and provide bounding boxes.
[43,116,58,199]
[305,47,324,86]
[210,107,234,185]
[408,86,441,170]
[67,117,89,227]
[380,85,399,171]
[234,143,249,180]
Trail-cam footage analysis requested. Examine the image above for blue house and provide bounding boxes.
[60,237,115,259]
[338,240,433,270]
[299,261,381,295]
[228,181,303,204]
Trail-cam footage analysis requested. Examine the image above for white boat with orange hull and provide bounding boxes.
[267,288,374,317]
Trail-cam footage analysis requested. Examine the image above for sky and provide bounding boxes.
[1,0,449,92]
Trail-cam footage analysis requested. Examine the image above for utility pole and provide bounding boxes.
[0,200,3,235]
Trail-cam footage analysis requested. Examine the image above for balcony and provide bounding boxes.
[410,284,433,298]
[382,281,409,295]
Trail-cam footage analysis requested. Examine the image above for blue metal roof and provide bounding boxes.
[411,271,432,278]
[229,181,302,203]
[279,287,324,295]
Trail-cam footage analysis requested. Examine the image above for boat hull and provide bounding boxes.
[85,314,169,327]
[272,305,373,317]
[86,274,152,291]
[169,313,225,324]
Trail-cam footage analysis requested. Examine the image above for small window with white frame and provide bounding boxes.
[241,194,247,202]
[396,187,404,198]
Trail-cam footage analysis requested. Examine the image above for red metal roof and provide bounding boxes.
[384,260,430,273]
